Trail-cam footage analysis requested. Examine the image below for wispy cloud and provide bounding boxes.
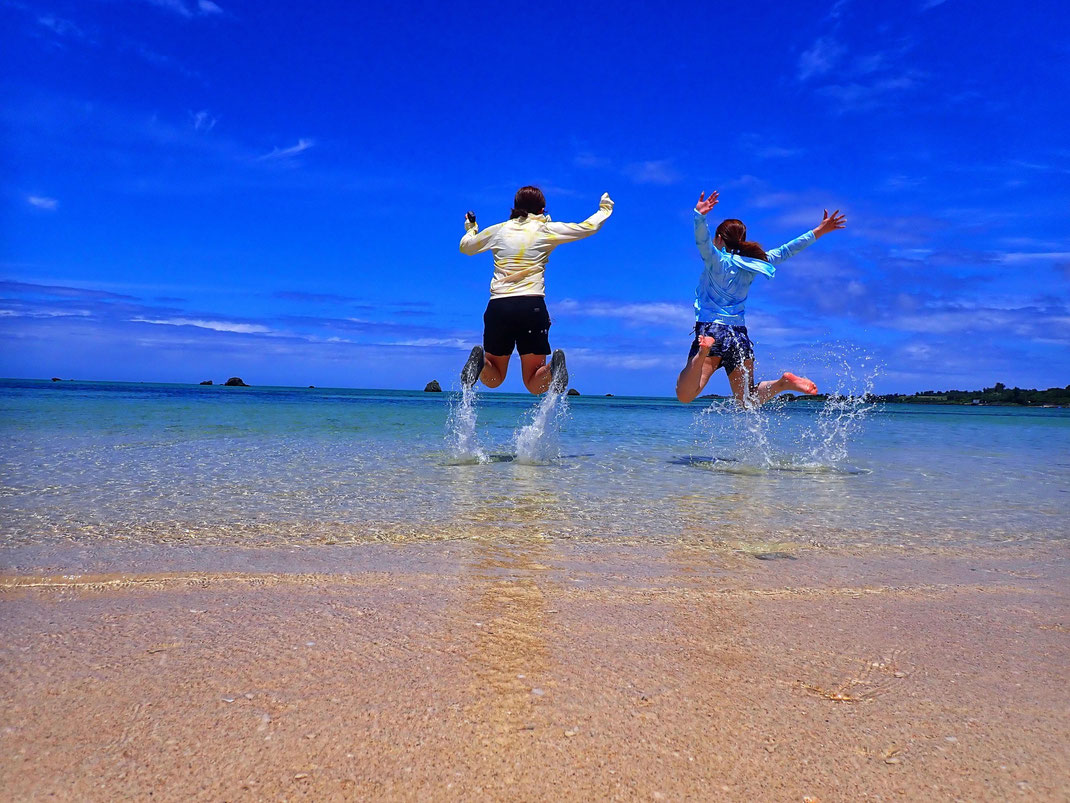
[557,298,692,327]
[190,110,216,132]
[816,73,922,112]
[739,134,802,160]
[574,152,610,169]
[132,317,271,334]
[36,14,89,40]
[140,0,224,18]
[27,196,58,210]
[798,37,844,81]
[624,160,680,186]
[257,138,315,162]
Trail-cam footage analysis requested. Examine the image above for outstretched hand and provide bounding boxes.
[695,190,719,215]
[814,209,846,237]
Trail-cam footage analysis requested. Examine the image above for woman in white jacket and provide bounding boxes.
[459,186,613,394]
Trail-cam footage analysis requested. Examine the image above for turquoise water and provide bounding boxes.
[1,379,1068,553]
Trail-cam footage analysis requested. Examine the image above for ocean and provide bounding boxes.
[1,379,1068,560]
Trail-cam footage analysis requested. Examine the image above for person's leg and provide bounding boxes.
[520,353,550,394]
[481,353,510,388]
[727,359,818,407]
[676,336,723,403]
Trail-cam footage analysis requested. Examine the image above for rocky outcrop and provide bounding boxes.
[424,380,442,392]
[567,388,580,396]
[51,377,62,382]
[199,380,213,385]
[308,385,316,389]
[605,393,614,397]
[224,377,249,387]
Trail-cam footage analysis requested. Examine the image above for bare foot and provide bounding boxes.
[781,372,818,395]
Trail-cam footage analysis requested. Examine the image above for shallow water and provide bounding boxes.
[1,379,1068,553]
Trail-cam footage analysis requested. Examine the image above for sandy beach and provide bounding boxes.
[2,543,1067,801]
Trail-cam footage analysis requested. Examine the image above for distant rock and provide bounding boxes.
[51,377,61,382]
[199,380,213,385]
[605,393,614,397]
[224,377,249,387]
[567,388,580,396]
[424,380,442,392]
[308,385,315,389]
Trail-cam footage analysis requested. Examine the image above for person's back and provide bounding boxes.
[461,195,613,299]
[458,186,613,395]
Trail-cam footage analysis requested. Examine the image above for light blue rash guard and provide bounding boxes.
[694,210,816,326]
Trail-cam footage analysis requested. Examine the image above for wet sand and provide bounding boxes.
[1,543,1068,801]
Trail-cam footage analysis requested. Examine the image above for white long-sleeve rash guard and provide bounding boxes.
[459,193,613,298]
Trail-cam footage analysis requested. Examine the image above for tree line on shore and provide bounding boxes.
[790,382,1070,406]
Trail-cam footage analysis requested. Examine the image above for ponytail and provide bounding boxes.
[715,218,768,261]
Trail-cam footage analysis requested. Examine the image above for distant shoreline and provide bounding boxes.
[4,377,1068,406]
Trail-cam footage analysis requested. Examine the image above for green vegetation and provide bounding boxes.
[789,382,1070,406]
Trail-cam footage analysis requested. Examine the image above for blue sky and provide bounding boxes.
[2,0,1068,395]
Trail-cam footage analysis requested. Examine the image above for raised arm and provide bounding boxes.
[693,189,719,263]
[764,208,846,266]
[544,192,614,243]
[458,212,500,255]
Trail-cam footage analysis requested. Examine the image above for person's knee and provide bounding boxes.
[676,387,694,403]
[483,373,504,388]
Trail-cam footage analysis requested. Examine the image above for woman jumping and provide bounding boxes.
[676,189,846,406]
[459,186,613,394]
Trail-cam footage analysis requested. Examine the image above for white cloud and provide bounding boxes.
[132,317,271,333]
[817,74,920,112]
[390,337,470,349]
[190,110,216,132]
[0,308,89,318]
[574,152,610,169]
[624,160,679,186]
[37,15,87,39]
[141,0,223,18]
[1001,252,1070,263]
[257,138,314,161]
[28,196,59,210]
[798,37,844,81]
[557,298,692,327]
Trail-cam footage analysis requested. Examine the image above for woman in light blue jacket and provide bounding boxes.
[675,189,846,405]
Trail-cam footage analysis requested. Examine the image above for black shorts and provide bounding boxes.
[686,322,754,376]
[483,295,551,356]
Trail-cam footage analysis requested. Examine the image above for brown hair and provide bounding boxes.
[715,219,767,261]
[510,185,546,220]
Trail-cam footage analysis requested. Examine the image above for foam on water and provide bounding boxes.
[445,386,487,464]
[513,390,569,465]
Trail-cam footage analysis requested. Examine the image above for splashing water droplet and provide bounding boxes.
[445,386,486,464]
[514,390,570,465]
[694,344,880,472]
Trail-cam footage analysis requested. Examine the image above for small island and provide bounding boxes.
[424,380,442,392]
[223,377,249,387]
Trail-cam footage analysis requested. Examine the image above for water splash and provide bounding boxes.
[513,390,570,465]
[445,386,486,464]
[693,343,880,471]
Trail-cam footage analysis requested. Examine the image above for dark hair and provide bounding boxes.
[715,218,767,261]
[510,185,546,220]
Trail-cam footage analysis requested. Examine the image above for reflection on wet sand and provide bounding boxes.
[460,465,557,759]
[0,545,1067,800]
